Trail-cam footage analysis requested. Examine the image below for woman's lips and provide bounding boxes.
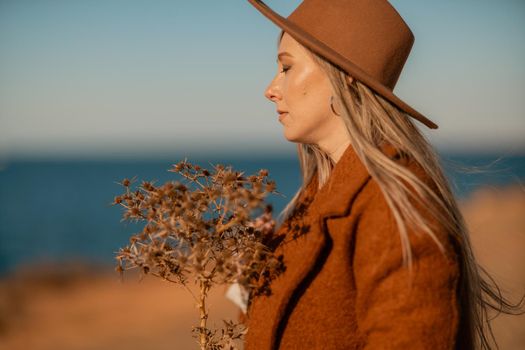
[278,112,288,122]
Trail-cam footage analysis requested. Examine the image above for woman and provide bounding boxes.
[230,1,522,349]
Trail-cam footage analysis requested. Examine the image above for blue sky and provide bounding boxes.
[1,0,524,159]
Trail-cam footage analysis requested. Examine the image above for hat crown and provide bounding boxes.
[287,0,414,90]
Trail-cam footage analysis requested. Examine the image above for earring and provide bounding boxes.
[330,95,340,116]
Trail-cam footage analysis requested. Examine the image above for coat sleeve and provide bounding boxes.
[351,181,461,349]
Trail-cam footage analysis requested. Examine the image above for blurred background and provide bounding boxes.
[0,0,524,349]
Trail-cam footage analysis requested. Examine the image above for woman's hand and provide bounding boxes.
[247,205,276,247]
[248,211,275,236]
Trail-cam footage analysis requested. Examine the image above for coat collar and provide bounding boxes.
[314,141,401,219]
[245,142,401,350]
[314,143,369,218]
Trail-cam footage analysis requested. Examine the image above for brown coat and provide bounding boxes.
[241,143,461,349]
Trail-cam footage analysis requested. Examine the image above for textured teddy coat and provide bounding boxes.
[240,143,461,349]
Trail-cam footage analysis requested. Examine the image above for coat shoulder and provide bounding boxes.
[349,153,458,262]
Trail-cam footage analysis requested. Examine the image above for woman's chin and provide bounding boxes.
[283,130,300,143]
[283,128,310,144]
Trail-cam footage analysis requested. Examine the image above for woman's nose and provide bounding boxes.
[264,78,281,102]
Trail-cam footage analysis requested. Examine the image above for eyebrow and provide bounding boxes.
[276,52,294,63]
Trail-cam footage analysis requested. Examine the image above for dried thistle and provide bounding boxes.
[111,159,286,349]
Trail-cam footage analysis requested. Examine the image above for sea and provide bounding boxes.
[0,152,523,277]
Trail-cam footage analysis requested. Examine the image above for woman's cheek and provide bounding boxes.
[295,68,313,96]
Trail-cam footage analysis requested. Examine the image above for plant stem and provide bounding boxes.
[198,279,210,349]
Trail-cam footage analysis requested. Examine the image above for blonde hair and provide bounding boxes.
[274,30,523,350]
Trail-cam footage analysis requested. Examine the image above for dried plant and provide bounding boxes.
[111,158,286,349]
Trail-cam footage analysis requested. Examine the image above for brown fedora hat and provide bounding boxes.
[247,0,438,129]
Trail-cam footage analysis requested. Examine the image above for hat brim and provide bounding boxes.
[247,0,438,129]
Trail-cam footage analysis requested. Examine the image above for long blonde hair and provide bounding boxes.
[274,30,523,350]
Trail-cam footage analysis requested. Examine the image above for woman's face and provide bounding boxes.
[264,32,346,147]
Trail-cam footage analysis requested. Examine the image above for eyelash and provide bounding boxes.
[280,66,290,74]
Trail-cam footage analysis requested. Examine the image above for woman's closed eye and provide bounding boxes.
[280,65,291,74]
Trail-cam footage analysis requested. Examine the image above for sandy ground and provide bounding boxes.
[0,266,241,350]
[459,185,525,349]
[0,184,524,350]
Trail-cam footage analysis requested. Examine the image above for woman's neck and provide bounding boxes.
[326,139,351,164]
